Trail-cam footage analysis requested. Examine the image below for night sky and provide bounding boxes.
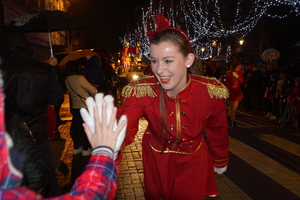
[67,0,300,63]
[68,0,148,54]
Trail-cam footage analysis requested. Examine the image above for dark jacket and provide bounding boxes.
[79,55,105,87]
[6,113,48,193]
[246,69,263,95]
[0,26,64,144]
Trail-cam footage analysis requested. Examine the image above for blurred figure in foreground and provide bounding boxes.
[0,26,64,197]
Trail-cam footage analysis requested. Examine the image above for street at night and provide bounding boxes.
[2,0,300,200]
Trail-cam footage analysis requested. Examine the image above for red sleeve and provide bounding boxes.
[237,71,244,84]
[0,155,117,200]
[205,99,229,168]
[225,72,233,89]
[117,96,144,146]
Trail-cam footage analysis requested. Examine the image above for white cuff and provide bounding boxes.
[214,166,227,174]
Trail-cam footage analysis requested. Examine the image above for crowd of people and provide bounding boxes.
[205,54,300,129]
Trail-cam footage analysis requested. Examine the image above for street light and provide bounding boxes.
[211,41,217,48]
[239,39,244,46]
[200,47,205,59]
[211,41,217,57]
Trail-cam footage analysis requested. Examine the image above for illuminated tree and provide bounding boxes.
[120,0,300,59]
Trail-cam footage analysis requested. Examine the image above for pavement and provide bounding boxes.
[50,94,300,200]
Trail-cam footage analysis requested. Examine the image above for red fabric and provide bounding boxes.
[118,75,229,200]
[146,14,192,53]
[0,75,23,189]
[46,106,56,139]
[0,154,118,200]
[225,70,244,101]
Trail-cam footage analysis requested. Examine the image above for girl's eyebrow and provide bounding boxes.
[149,56,175,60]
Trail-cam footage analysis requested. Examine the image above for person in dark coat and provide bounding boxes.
[0,26,64,197]
[79,55,105,92]
[5,112,48,194]
[101,57,119,96]
[245,63,264,113]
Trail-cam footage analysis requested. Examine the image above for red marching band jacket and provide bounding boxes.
[118,74,229,200]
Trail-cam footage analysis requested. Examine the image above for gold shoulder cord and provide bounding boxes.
[200,77,229,99]
[122,83,158,98]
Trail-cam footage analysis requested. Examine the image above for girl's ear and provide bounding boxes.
[186,53,195,67]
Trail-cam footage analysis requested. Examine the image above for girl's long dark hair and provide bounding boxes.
[229,61,241,72]
[150,28,194,151]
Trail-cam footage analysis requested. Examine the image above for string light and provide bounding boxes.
[120,0,300,58]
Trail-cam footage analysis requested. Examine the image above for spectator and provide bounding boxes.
[101,57,119,96]
[280,79,294,126]
[79,55,105,92]
[264,74,278,120]
[65,60,97,156]
[281,77,300,128]
[0,26,64,197]
[245,63,264,114]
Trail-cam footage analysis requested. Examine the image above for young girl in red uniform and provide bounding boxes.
[225,61,244,127]
[118,14,229,200]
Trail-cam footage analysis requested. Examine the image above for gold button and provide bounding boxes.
[182,125,187,130]
[169,112,174,116]
[181,112,186,116]
[170,125,175,130]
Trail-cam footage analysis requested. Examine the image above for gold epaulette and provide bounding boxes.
[196,76,229,99]
[121,76,158,98]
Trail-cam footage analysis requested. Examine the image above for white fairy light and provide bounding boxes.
[120,0,300,58]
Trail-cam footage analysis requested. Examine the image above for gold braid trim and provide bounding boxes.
[122,83,158,98]
[149,140,203,155]
[198,77,229,99]
[206,82,229,99]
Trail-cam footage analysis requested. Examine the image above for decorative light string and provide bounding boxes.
[120,0,300,58]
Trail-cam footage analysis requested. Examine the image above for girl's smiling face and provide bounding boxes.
[149,40,194,97]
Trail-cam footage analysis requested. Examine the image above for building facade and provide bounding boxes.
[0,0,82,62]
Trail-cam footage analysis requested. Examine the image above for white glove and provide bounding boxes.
[80,96,97,133]
[80,93,127,160]
[102,95,127,160]
[95,93,105,122]
[214,166,227,174]
[232,72,239,78]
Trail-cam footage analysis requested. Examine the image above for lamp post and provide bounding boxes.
[200,47,205,59]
